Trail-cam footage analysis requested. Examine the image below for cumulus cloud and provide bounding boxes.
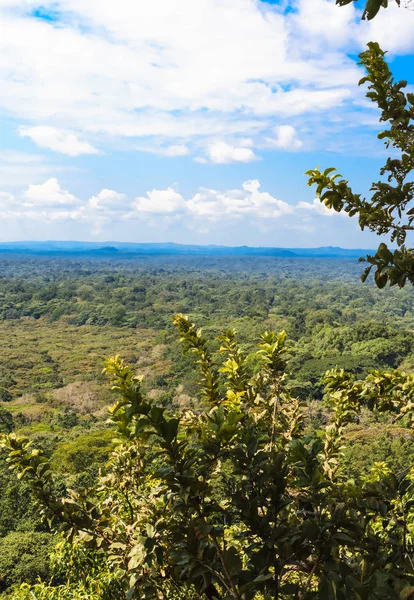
[1,0,410,156]
[23,178,80,207]
[89,189,127,211]
[292,0,357,52]
[0,179,83,223]
[266,125,303,151]
[206,141,258,164]
[187,179,293,219]
[0,176,378,235]
[134,188,186,214]
[356,3,414,53]
[19,126,99,156]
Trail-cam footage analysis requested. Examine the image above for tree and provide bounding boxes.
[0,532,54,592]
[2,315,414,599]
[108,304,127,327]
[306,43,414,288]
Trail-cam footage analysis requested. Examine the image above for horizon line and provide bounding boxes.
[0,240,380,251]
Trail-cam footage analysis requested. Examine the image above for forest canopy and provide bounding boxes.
[0,250,413,598]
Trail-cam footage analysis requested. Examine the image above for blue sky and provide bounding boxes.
[0,0,413,247]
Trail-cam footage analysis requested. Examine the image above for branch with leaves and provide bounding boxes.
[306,42,414,288]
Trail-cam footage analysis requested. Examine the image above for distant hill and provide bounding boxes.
[0,241,375,259]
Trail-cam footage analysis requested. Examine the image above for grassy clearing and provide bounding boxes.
[0,319,164,399]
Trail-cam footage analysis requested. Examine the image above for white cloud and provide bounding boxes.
[19,126,99,156]
[356,3,414,53]
[292,0,414,55]
[23,178,80,207]
[186,179,293,220]
[134,143,190,157]
[267,125,303,151]
[0,151,46,165]
[0,176,308,224]
[89,189,127,211]
[298,197,344,217]
[1,0,411,156]
[0,179,83,223]
[292,0,358,52]
[206,141,258,164]
[134,187,186,214]
[162,145,189,157]
[0,177,367,228]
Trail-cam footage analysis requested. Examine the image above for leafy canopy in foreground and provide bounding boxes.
[307,43,414,288]
[2,315,414,599]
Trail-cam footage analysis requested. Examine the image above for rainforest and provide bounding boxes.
[1,249,414,598]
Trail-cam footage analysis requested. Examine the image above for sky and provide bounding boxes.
[0,0,413,247]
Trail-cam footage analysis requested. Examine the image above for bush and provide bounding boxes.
[0,406,14,434]
[0,387,12,402]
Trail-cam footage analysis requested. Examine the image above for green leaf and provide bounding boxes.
[333,532,356,545]
[128,546,146,570]
[363,0,383,20]
[374,270,388,289]
[222,546,242,576]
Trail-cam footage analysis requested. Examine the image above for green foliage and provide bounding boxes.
[0,532,54,591]
[307,43,414,288]
[0,406,14,434]
[2,316,414,599]
[52,429,114,475]
[0,388,12,402]
[0,257,413,597]
[342,424,414,477]
[1,257,413,407]
[55,409,79,429]
[9,538,124,600]
[0,452,49,538]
